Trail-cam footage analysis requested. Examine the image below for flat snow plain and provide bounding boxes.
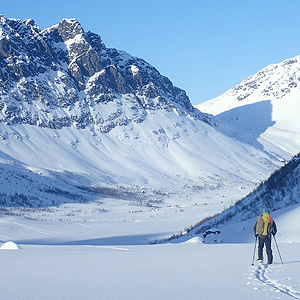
[1,242,300,300]
[1,204,300,300]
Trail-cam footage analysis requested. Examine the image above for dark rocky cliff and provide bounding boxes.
[0,16,207,132]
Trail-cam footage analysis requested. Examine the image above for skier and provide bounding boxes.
[253,209,277,264]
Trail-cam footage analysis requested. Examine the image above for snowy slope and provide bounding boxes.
[0,15,281,214]
[196,55,300,161]
[175,152,300,246]
[0,110,280,232]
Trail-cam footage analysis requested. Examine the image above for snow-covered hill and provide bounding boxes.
[177,152,300,244]
[196,55,300,160]
[0,15,279,214]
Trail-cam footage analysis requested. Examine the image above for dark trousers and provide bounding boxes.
[258,236,273,264]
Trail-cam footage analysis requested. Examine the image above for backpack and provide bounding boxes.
[255,216,264,235]
[256,212,272,236]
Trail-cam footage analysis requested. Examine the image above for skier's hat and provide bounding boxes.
[264,209,270,214]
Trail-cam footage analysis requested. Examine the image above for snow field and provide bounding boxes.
[247,244,300,300]
[1,242,299,300]
[1,205,300,300]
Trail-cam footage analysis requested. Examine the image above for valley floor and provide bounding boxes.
[1,242,300,300]
[1,204,300,300]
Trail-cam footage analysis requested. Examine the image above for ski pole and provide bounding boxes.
[251,235,257,266]
[273,235,283,264]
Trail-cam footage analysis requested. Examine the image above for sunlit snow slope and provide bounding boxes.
[197,55,300,161]
[0,15,279,210]
[179,153,300,245]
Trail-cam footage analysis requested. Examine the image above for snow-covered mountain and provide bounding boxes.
[175,152,300,244]
[0,15,199,130]
[1,17,299,299]
[0,15,279,210]
[196,56,300,160]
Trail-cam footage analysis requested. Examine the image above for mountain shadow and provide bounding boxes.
[216,100,275,152]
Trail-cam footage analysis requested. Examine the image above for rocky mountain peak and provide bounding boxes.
[0,15,40,39]
[227,56,300,101]
[56,18,84,42]
[0,16,205,132]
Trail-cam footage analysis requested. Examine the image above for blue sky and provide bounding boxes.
[2,0,300,104]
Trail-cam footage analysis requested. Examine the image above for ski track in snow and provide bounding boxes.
[0,234,13,240]
[0,220,63,235]
[73,222,92,229]
[84,245,131,251]
[249,264,300,299]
